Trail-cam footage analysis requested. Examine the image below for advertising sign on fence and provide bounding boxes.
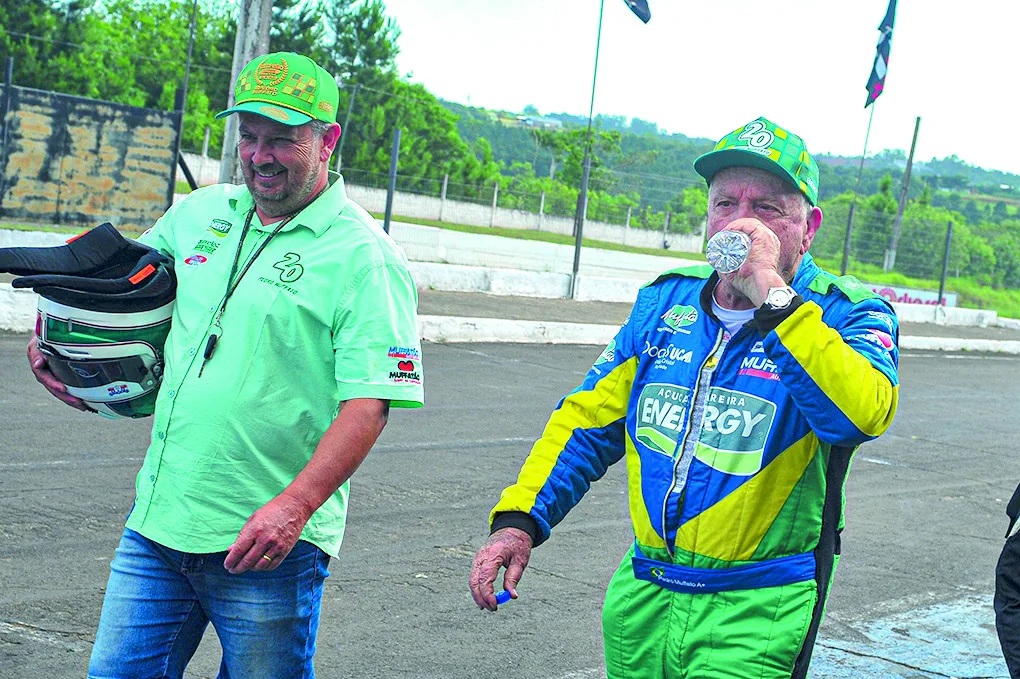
[865,282,957,307]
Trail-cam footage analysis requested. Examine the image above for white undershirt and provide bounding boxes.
[711,294,756,337]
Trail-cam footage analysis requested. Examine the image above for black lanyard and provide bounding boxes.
[197,206,296,377]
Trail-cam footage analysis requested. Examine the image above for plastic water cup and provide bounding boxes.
[706,230,751,274]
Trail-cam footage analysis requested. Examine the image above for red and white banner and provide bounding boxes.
[865,283,956,307]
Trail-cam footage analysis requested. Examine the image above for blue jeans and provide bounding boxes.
[88,527,331,679]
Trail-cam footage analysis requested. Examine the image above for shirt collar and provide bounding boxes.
[226,171,348,238]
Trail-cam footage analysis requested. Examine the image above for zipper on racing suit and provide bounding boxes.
[660,326,727,559]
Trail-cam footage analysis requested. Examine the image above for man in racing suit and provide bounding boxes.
[469,117,900,678]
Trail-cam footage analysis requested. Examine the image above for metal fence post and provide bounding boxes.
[570,155,592,299]
[165,85,187,210]
[382,127,401,234]
[841,202,856,275]
[490,182,499,227]
[0,57,14,210]
[938,220,953,306]
[624,205,631,246]
[438,173,448,222]
[538,190,545,230]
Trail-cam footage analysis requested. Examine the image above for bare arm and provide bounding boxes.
[224,397,389,573]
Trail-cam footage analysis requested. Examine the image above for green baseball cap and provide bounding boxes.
[216,52,339,126]
[694,117,819,205]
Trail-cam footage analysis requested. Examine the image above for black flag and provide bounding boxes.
[865,0,897,107]
[623,0,651,23]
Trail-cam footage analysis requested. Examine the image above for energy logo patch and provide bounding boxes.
[636,383,691,456]
[208,219,232,238]
[694,388,776,476]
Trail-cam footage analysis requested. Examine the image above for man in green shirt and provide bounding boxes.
[28,52,423,678]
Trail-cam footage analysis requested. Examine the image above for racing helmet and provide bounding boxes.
[0,223,176,418]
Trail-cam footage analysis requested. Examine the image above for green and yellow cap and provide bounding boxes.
[215,52,339,126]
[694,117,819,205]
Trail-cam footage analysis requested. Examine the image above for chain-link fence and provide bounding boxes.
[810,202,962,303]
[339,166,706,255]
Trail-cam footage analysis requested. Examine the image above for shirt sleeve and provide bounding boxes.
[332,261,423,409]
[489,290,646,546]
[760,296,900,446]
[136,202,179,258]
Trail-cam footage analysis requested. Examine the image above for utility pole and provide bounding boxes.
[218,0,272,185]
[885,116,921,272]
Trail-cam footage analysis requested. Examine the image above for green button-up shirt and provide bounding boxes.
[128,173,423,557]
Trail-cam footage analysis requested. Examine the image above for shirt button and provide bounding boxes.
[157,431,165,440]
[209,306,215,312]
[189,349,196,356]
[167,390,176,398]
[149,475,156,482]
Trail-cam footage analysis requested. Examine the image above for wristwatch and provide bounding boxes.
[762,286,797,311]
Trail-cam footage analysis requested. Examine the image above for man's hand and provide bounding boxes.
[717,218,787,307]
[469,527,533,611]
[26,336,92,411]
[223,492,313,574]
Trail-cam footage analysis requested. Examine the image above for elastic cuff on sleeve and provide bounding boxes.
[491,512,540,545]
[753,296,804,336]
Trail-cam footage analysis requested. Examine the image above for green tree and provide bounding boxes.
[558,128,622,192]
[918,182,932,207]
[529,127,569,178]
[666,184,708,233]
[852,174,898,266]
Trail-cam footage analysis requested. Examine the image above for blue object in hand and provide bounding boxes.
[495,589,513,605]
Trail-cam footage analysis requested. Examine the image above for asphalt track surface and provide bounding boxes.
[0,332,1015,678]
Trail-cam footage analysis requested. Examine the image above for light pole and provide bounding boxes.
[569,0,651,299]
[568,0,605,299]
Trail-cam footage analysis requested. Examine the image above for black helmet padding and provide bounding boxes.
[0,223,176,313]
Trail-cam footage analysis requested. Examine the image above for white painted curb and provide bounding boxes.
[418,315,617,345]
[900,336,1020,354]
[3,229,1019,353]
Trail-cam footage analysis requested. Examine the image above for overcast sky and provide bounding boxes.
[380,0,1020,176]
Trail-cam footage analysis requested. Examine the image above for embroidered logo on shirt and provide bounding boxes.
[184,255,207,266]
[853,330,894,352]
[738,355,780,381]
[636,383,692,457]
[389,360,421,385]
[208,219,232,238]
[594,339,616,366]
[193,239,220,255]
[694,388,776,476]
[272,253,304,283]
[660,305,699,335]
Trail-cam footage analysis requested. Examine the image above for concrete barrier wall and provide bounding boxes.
[0,86,177,231]
[347,184,704,253]
[891,302,997,327]
[390,222,699,281]
[0,228,1008,341]
[175,154,704,253]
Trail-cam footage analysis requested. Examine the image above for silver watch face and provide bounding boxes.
[765,286,796,309]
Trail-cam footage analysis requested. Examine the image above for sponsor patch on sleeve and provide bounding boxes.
[388,359,421,385]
